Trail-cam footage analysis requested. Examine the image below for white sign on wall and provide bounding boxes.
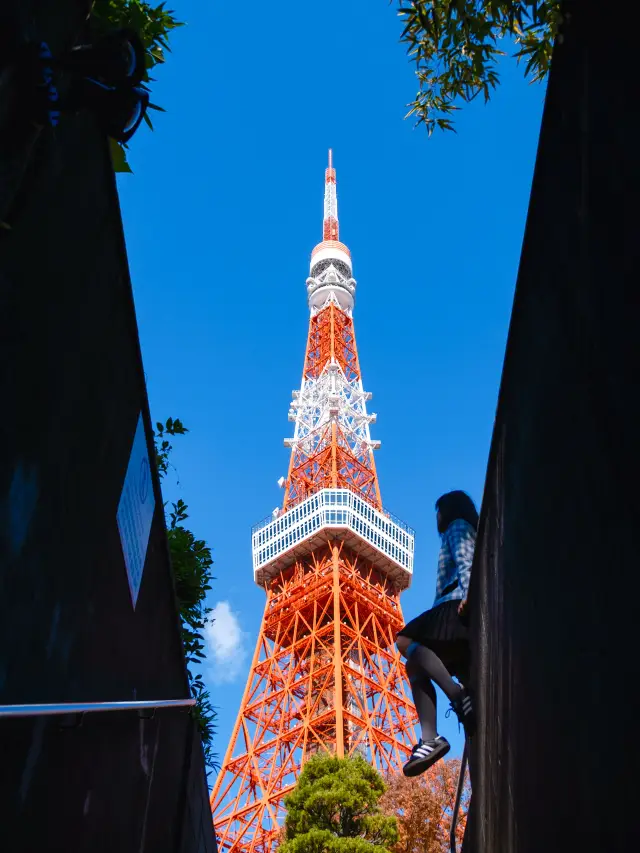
[117,413,155,608]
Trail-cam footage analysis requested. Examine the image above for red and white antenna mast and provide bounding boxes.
[323,148,339,241]
[282,149,378,508]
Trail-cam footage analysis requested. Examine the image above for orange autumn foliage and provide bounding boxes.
[380,759,470,853]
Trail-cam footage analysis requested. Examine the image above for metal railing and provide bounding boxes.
[252,488,414,578]
[0,698,195,718]
[252,492,414,536]
[450,740,469,853]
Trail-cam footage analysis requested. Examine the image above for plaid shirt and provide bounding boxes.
[433,519,476,607]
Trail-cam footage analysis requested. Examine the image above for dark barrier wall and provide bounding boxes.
[0,6,216,851]
[466,2,640,851]
[4,712,215,853]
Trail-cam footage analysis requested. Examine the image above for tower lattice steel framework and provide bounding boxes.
[210,151,418,852]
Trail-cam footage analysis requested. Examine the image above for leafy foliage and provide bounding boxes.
[90,1,183,170]
[397,0,563,134]
[167,499,213,671]
[152,417,218,773]
[280,754,398,852]
[380,759,470,852]
[154,415,187,478]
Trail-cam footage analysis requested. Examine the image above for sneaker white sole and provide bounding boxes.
[403,739,451,777]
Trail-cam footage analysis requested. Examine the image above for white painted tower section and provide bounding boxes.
[251,151,414,588]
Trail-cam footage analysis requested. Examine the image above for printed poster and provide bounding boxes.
[117,413,155,608]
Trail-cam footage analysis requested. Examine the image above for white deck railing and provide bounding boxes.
[252,489,414,583]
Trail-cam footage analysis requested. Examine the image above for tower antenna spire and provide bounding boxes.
[323,147,339,241]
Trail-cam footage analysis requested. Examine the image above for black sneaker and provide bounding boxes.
[448,686,475,737]
[402,736,450,777]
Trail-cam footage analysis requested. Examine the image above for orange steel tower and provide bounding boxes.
[210,151,418,852]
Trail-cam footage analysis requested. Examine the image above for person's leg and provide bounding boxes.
[453,647,471,689]
[398,634,475,738]
[397,634,451,777]
[438,640,470,688]
[404,640,462,703]
[405,656,437,741]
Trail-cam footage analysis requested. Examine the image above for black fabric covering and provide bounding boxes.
[0,5,217,850]
[463,2,640,851]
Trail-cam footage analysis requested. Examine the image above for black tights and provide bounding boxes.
[405,642,462,742]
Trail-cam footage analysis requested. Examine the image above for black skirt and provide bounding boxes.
[398,600,469,679]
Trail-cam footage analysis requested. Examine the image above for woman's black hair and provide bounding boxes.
[435,490,479,533]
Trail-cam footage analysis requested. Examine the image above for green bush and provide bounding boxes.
[280,754,398,853]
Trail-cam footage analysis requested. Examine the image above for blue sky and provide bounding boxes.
[117,2,545,767]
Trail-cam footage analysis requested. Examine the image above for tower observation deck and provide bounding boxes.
[210,152,418,853]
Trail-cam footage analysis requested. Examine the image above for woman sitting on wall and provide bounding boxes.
[397,490,477,777]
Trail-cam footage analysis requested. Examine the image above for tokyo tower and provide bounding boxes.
[210,151,418,852]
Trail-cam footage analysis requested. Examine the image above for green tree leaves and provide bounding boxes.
[397,1,562,134]
[152,417,218,773]
[154,416,187,478]
[91,1,184,170]
[280,754,398,853]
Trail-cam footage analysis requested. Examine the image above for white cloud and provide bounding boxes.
[204,601,249,685]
